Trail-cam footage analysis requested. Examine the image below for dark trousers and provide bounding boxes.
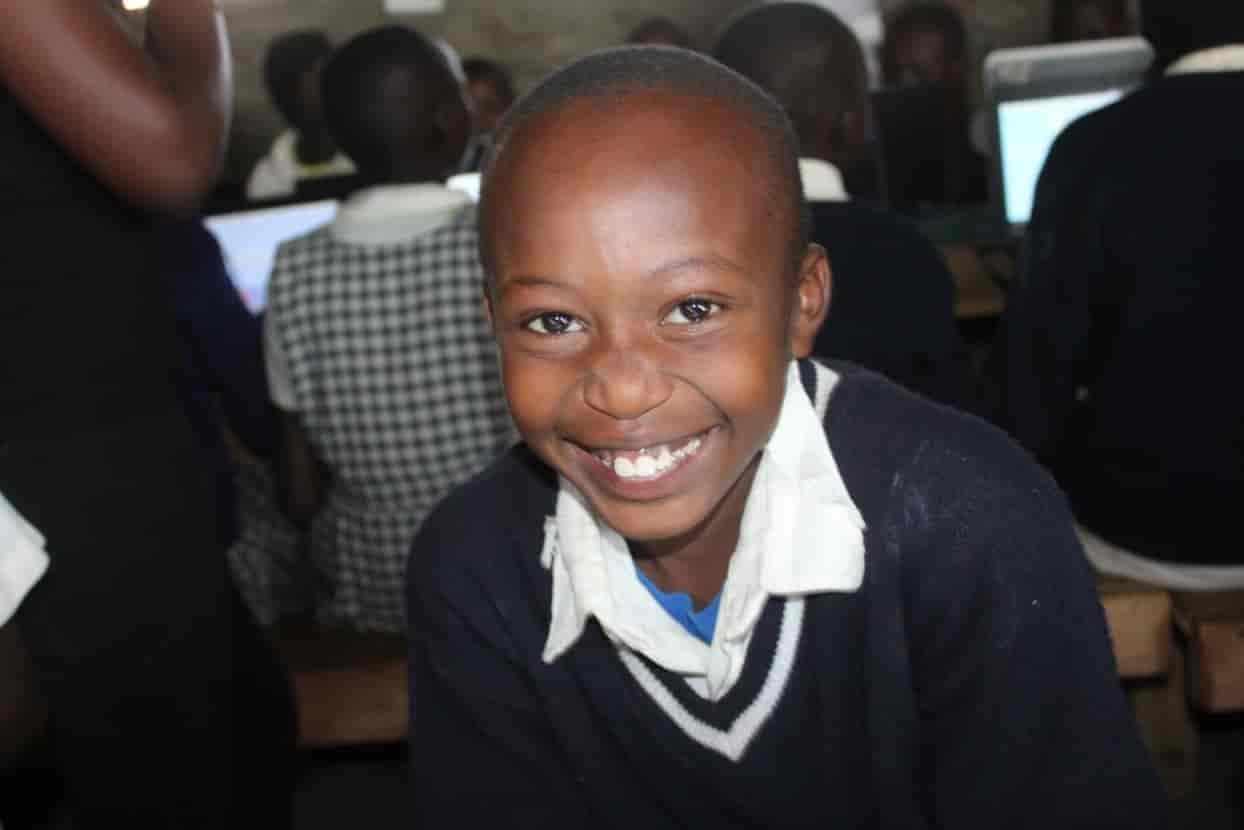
[2,409,297,827]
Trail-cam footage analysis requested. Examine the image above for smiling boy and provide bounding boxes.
[407,47,1166,828]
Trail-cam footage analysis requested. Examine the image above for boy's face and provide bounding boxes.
[885,27,962,93]
[467,78,508,134]
[485,91,828,552]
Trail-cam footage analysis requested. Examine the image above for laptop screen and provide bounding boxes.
[997,88,1125,226]
[205,199,339,313]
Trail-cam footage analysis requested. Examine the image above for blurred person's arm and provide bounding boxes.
[263,314,324,528]
[0,494,49,771]
[275,412,325,530]
[0,623,45,772]
[0,0,231,215]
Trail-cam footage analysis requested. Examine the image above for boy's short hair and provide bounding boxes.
[479,46,808,275]
[1140,1,1244,69]
[264,29,333,126]
[1050,0,1131,42]
[714,3,869,154]
[320,25,462,180]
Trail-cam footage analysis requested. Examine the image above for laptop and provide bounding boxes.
[204,199,339,313]
[984,37,1154,236]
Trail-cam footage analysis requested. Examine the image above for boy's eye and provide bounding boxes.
[663,298,720,326]
[524,312,584,335]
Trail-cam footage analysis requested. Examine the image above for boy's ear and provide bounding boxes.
[788,244,831,359]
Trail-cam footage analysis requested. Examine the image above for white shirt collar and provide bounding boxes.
[330,182,471,246]
[1166,44,1244,76]
[540,361,866,700]
[798,158,850,203]
[0,492,48,626]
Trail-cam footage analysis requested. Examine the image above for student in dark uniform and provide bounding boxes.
[715,2,974,410]
[987,2,1244,588]
[407,45,1166,829]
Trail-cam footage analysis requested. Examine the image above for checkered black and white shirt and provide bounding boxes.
[265,196,513,632]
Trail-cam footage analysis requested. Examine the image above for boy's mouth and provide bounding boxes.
[587,431,707,481]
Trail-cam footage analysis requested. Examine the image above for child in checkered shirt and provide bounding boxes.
[262,25,513,633]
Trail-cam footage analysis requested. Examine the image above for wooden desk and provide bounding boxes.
[941,244,1009,319]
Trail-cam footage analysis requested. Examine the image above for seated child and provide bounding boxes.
[407,46,1167,828]
[247,30,356,202]
[264,25,514,632]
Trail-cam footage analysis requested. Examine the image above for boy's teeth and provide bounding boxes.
[608,434,704,479]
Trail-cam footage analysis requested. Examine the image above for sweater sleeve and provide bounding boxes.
[407,490,591,828]
[897,431,1169,829]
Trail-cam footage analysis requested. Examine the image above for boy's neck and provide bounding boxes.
[630,457,761,610]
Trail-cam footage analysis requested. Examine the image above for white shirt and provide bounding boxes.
[1,492,48,626]
[246,130,357,202]
[798,157,849,203]
[540,361,866,701]
[265,182,472,410]
[1166,44,1244,76]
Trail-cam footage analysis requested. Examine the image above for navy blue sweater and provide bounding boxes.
[407,363,1166,829]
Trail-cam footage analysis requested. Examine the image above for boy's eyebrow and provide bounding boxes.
[498,275,576,297]
[499,255,750,296]
[646,254,749,279]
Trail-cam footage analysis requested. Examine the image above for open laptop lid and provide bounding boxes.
[984,37,1154,236]
[204,199,339,313]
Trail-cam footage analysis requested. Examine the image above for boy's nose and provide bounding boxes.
[581,345,673,422]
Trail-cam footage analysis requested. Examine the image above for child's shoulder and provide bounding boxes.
[822,360,1026,467]
[820,360,1069,557]
[408,443,556,595]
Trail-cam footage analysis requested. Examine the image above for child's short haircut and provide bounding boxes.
[714,3,869,153]
[320,25,460,180]
[478,46,809,273]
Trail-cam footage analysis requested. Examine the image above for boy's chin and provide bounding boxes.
[584,492,718,552]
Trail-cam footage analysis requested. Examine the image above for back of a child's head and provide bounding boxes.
[714,3,870,161]
[264,29,333,128]
[320,25,469,184]
[1140,2,1244,70]
[1050,0,1133,43]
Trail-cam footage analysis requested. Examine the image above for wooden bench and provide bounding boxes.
[271,622,408,748]
[1095,576,1196,797]
[1173,590,1244,713]
[1097,575,1174,678]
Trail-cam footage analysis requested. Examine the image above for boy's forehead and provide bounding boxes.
[500,89,772,190]
[484,87,798,294]
[487,88,791,235]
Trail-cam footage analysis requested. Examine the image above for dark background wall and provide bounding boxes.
[216,0,1055,184]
